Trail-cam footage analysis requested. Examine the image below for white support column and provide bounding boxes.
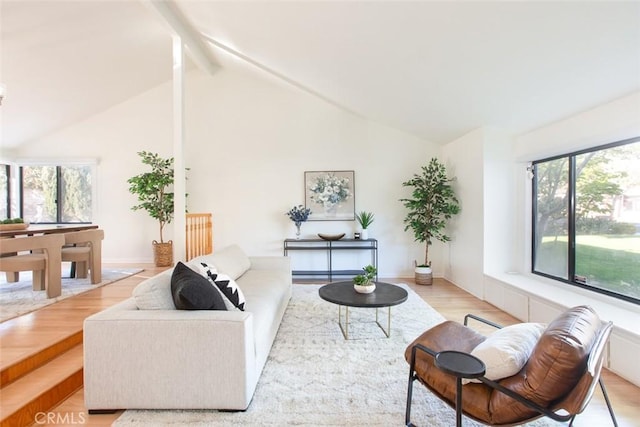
[172,35,186,262]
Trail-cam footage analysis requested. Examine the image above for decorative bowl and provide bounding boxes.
[317,233,345,241]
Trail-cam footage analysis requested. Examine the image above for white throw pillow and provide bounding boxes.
[194,261,246,311]
[132,268,175,310]
[197,244,251,280]
[463,322,546,384]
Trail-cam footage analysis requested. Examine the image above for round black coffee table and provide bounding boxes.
[319,281,408,339]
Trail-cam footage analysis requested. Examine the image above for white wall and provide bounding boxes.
[515,92,640,161]
[443,92,640,294]
[482,127,518,275]
[14,82,174,263]
[442,92,640,386]
[13,67,443,277]
[515,91,640,272]
[441,128,485,297]
[441,127,517,298]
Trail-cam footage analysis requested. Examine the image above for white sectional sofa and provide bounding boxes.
[83,245,291,411]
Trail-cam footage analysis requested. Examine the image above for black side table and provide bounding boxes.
[434,351,485,427]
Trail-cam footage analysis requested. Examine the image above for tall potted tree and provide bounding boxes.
[400,158,460,285]
[127,151,176,267]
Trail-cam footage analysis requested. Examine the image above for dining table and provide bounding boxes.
[0,223,99,238]
[0,223,100,281]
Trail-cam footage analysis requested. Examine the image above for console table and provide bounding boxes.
[283,238,378,281]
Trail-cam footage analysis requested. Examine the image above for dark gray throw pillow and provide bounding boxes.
[170,262,227,310]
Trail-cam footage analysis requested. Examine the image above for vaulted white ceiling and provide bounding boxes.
[2,1,639,149]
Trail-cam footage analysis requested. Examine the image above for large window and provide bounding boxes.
[20,164,93,223]
[532,138,640,304]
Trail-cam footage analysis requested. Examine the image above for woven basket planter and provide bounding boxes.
[153,240,173,267]
[414,265,433,286]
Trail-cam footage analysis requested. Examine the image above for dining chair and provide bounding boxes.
[61,229,104,284]
[0,234,65,298]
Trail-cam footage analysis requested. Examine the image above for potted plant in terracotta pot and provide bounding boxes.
[127,151,177,267]
[400,158,460,285]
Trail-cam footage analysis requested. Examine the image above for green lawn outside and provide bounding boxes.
[575,235,640,253]
[538,235,640,299]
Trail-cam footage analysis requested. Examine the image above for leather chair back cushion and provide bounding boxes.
[489,305,600,423]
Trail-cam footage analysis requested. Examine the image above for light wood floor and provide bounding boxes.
[4,268,638,426]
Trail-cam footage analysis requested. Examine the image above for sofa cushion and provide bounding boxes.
[170,262,227,310]
[464,322,546,384]
[196,261,246,311]
[191,244,251,280]
[132,268,174,310]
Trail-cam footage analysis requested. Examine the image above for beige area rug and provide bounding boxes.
[0,267,142,322]
[114,284,559,427]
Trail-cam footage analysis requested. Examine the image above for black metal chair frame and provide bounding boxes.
[405,314,619,427]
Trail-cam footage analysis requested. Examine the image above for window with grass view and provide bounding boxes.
[533,138,640,304]
[21,164,92,223]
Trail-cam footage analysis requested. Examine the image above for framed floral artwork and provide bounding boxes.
[305,170,355,221]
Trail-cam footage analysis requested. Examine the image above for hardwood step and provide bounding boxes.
[0,345,84,427]
[1,331,82,388]
[0,266,158,427]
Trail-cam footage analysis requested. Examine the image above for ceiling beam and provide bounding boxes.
[143,0,219,75]
[200,32,364,120]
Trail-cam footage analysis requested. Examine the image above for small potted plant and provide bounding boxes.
[0,217,27,231]
[355,211,374,240]
[353,264,377,294]
[285,205,312,239]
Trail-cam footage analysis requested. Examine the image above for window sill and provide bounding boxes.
[485,271,640,338]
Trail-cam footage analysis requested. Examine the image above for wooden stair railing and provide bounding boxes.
[186,213,213,261]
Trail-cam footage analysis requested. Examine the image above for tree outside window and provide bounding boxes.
[21,165,92,223]
[533,139,640,303]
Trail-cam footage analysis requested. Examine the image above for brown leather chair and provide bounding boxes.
[61,229,104,284]
[405,305,618,426]
[0,234,65,298]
